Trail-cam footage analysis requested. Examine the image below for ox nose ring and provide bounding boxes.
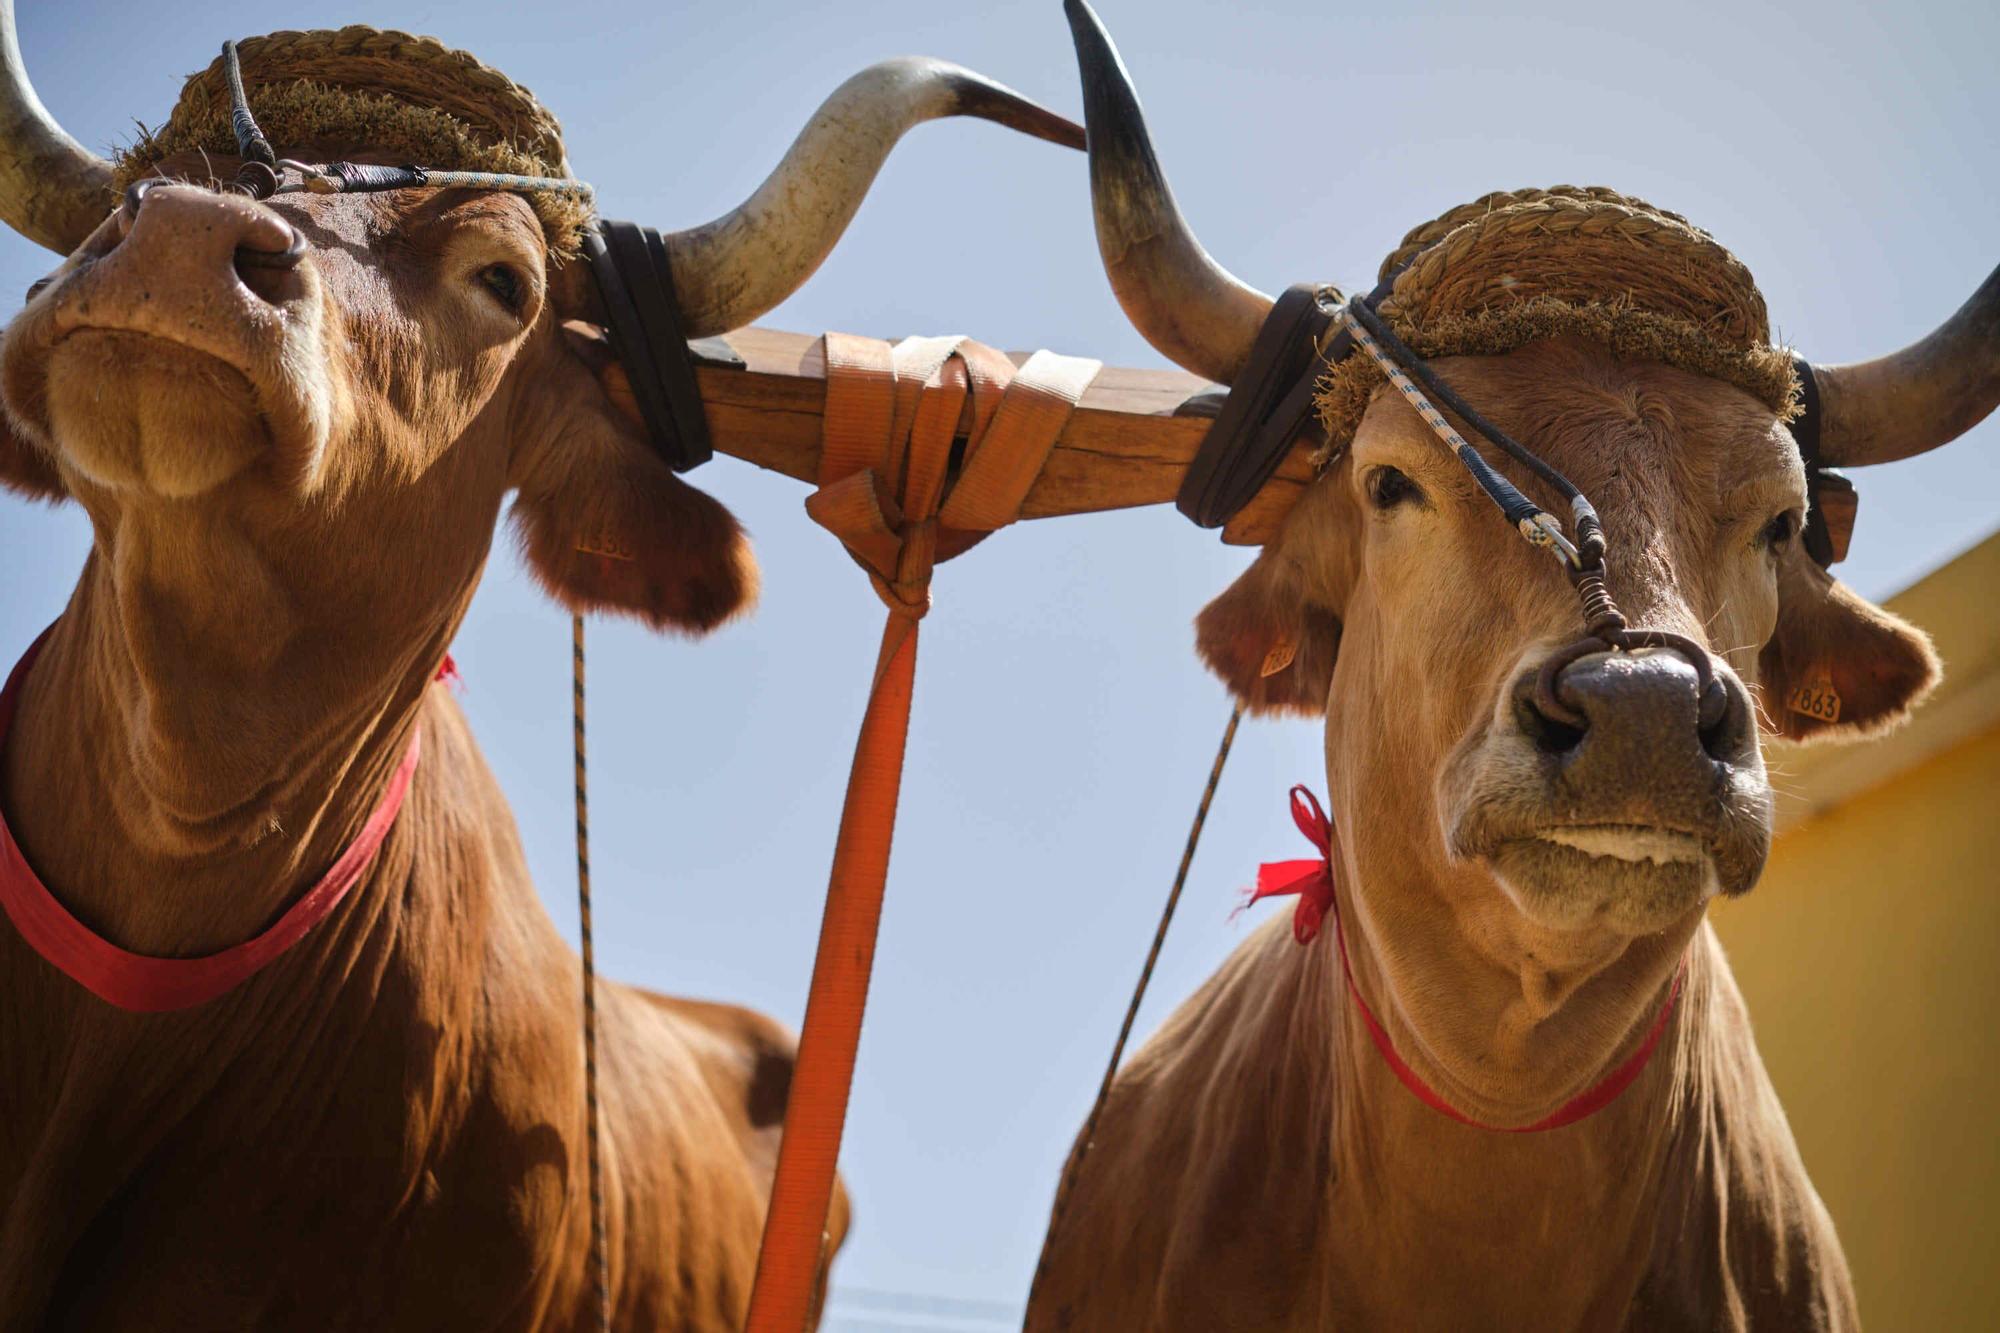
[118,178,305,271]
[118,178,164,234]
[1532,559,1727,733]
[234,223,307,271]
[1533,629,1728,734]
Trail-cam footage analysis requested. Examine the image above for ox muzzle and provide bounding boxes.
[1445,641,1772,934]
[8,181,334,497]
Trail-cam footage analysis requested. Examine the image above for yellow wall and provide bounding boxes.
[1713,532,2000,1331]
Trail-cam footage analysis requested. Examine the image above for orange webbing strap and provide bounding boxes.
[744,335,1099,1332]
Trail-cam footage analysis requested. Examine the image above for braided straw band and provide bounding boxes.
[113,28,591,256]
[1376,186,1708,282]
[1314,189,1800,453]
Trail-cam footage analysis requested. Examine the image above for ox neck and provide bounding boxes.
[1324,837,1701,1136]
[1298,921,1724,1323]
[0,553,452,964]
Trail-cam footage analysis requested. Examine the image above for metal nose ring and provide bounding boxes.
[1533,628,1727,733]
[119,178,164,230]
[235,224,307,270]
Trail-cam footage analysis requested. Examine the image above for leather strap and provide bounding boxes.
[581,220,712,472]
[744,334,1098,1332]
[1176,284,1333,527]
[1787,355,1857,568]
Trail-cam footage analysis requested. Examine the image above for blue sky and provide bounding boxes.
[2,1,1994,1324]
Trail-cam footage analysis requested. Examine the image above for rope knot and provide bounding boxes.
[806,332,1101,624]
[874,516,938,622]
[804,464,937,620]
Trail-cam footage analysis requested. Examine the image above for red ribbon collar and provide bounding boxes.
[1248,784,1687,1133]
[0,626,435,1013]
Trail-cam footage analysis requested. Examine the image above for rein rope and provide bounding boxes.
[570,616,612,1332]
[1025,701,1244,1318]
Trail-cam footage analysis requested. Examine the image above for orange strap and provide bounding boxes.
[744,335,1099,1331]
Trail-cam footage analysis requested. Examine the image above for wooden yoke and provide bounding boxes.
[595,326,1316,545]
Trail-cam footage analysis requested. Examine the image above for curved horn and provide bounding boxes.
[1815,263,2000,466]
[664,58,1083,338]
[1064,0,1272,385]
[0,0,114,254]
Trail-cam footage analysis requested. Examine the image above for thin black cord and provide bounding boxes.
[1024,703,1244,1321]
[572,614,612,1332]
[1345,295,1605,562]
[220,41,274,166]
[219,40,282,199]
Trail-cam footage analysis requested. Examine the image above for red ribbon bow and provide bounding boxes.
[1244,784,1339,945]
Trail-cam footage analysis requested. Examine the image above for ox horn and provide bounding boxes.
[664,58,1084,338]
[1063,0,1272,385]
[1813,263,2000,466]
[0,0,114,254]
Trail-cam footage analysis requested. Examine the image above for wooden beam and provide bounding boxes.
[596,326,1315,528]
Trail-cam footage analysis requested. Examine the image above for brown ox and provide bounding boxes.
[1028,5,1999,1329]
[0,15,1077,1330]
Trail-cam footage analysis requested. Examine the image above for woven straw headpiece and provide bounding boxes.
[113,27,592,255]
[1315,186,1799,446]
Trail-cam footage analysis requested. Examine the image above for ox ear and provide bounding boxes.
[507,334,757,634]
[1757,547,1939,742]
[0,409,65,502]
[1194,482,1352,716]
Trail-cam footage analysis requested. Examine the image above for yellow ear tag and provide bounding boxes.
[1787,675,1842,724]
[1260,638,1297,678]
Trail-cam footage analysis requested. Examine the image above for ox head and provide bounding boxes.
[0,11,1081,659]
[1066,1,1998,945]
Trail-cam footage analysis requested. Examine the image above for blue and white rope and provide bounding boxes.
[1338,305,1581,567]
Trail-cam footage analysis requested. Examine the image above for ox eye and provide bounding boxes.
[476,263,526,315]
[1760,510,1799,551]
[1367,466,1423,510]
